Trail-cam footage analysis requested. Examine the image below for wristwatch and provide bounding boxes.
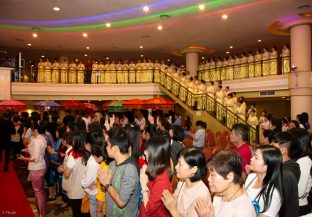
[104,184,112,191]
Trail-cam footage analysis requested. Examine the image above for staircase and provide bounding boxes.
[157,70,257,145]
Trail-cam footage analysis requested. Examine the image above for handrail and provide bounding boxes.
[158,70,257,145]
[198,56,290,82]
[12,56,290,83]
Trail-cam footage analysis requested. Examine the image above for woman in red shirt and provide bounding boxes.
[139,136,172,217]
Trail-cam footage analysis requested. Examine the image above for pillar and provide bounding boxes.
[0,67,12,100]
[288,24,312,120]
[185,52,199,77]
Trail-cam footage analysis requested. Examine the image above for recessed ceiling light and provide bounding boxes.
[202,57,205,59]
[258,39,262,42]
[281,97,285,99]
[105,22,111,28]
[181,65,184,68]
[106,57,109,60]
[157,25,163,31]
[84,54,88,57]
[32,33,38,38]
[41,55,45,58]
[86,46,90,50]
[167,59,170,62]
[222,14,228,20]
[198,4,205,10]
[139,45,143,49]
[83,33,88,38]
[53,7,60,11]
[226,51,230,54]
[140,54,144,57]
[229,45,233,49]
[143,6,149,12]
[27,43,31,46]
[75,59,79,62]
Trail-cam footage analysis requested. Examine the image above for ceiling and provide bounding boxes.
[0,0,311,62]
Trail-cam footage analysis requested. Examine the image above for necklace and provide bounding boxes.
[223,186,241,202]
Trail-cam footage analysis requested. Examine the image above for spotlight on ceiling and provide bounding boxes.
[258,39,262,42]
[143,6,149,12]
[199,4,205,10]
[157,25,163,31]
[32,33,38,38]
[84,54,88,57]
[53,7,60,11]
[226,51,230,54]
[139,45,143,49]
[105,22,111,28]
[229,45,233,49]
[86,46,90,50]
[140,54,144,57]
[27,43,32,46]
[83,33,88,38]
[222,14,228,20]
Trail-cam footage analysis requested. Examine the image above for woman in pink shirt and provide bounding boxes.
[19,122,47,217]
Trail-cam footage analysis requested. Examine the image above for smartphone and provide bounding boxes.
[148,109,152,116]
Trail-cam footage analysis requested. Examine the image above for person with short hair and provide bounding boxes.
[271,132,300,217]
[195,150,256,217]
[98,128,140,217]
[162,147,210,217]
[288,128,312,215]
[230,123,252,181]
[191,121,206,149]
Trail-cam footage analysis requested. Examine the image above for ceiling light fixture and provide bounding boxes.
[258,39,262,42]
[41,55,45,58]
[105,22,111,28]
[167,59,170,62]
[53,7,60,11]
[157,25,163,30]
[198,4,205,10]
[143,6,149,12]
[222,14,228,20]
[32,33,38,38]
[202,57,205,59]
[75,59,79,61]
[106,57,109,60]
[84,54,88,57]
[226,51,230,54]
[229,45,233,49]
[83,33,88,37]
[27,43,31,46]
[86,46,90,50]
[139,45,143,49]
[140,54,144,57]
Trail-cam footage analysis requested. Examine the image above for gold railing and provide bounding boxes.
[157,70,257,144]
[198,56,290,81]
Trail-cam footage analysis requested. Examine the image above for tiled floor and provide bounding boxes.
[14,160,72,217]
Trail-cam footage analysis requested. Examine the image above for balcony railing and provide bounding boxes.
[198,56,290,82]
[12,56,290,84]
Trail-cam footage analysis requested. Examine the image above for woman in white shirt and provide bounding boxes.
[162,147,210,217]
[245,145,283,217]
[195,150,256,217]
[289,128,312,215]
[19,123,47,217]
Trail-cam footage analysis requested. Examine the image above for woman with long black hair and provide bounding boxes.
[245,145,283,217]
[139,136,172,217]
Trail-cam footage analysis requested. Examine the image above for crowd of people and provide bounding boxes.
[198,45,291,81]
[0,107,311,217]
